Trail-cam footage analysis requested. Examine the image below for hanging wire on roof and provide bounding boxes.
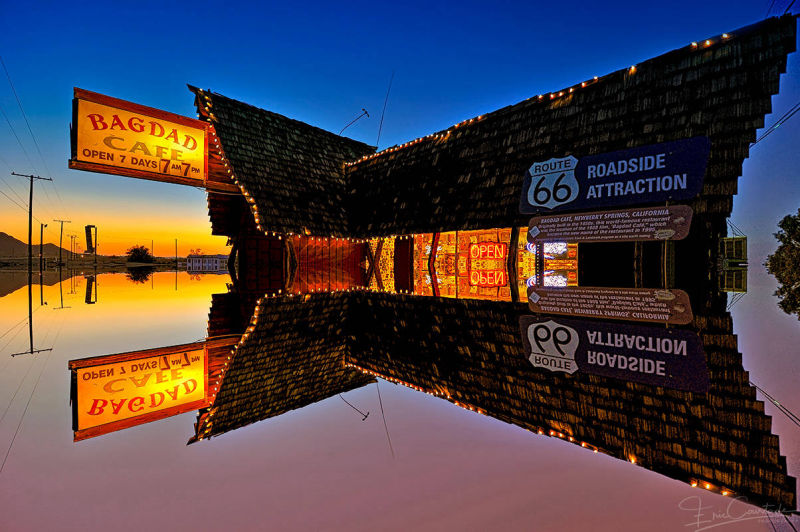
[339,393,369,420]
[339,108,369,136]
[784,0,796,15]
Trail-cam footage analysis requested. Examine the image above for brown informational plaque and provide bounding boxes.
[527,286,694,325]
[528,205,693,243]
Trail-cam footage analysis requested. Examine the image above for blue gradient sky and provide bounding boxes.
[0,1,798,255]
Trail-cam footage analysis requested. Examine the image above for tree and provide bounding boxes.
[765,208,800,320]
[126,245,154,263]
[126,266,154,284]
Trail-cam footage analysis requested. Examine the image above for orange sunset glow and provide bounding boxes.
[0,184,230,256]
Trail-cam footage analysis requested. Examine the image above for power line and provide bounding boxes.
[0,58,54,183]
[376,71,395,149]
[375,380,395,459]
[0,354,36,426]
[750,380,800,429]
[0,346,52,476]
[0,186,27,212]
[766,0,778,16]
[0,57,65,219]
[0,174,28,206]
[0,103,38,175]
[752,99,800,147]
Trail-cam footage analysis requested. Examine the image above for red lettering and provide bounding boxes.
[109,115,126,130]
[110,398,127,414]
[149,392,165,408]
[165,386,179,401]
[164,128,179,144]
[183,135,197,150]
[87,114,107,130]
[182,379,197,395]
[128,397,145,412]
[128,116,145,133]
[149,121,164,137]
[87,399,108,415]
[155,371,168,384]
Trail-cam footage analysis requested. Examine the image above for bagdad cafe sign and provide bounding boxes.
[528,205,693,243]
[69,88,208,187]
[527,286,693,325]
[518,316,709,393]
[519,137,710,214]
[69,342,209,441]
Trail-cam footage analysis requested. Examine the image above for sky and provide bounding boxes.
[0,1,798,257]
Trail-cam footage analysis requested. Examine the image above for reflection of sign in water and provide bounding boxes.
[468,242,508,287]
[70,88,208,186]
[520,137,710,214]
[519,316,709,393]
[541,242,578,287]
[527,286,693,324]
[69,343,208,441]
[528,205,693,243]
[525,320,579,374]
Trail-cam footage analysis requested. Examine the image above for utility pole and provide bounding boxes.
[10,172,52,357]
[11,172,52,277]
[53,218,71,266]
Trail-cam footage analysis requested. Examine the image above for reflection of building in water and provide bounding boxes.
[343,290,795,510]
[186,254,229,273]
[189,293,374,443]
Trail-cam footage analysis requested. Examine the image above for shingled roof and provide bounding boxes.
[190,88,375,237]
[192,292,374,441]
[345,15,797,236]
[193,16,795,241]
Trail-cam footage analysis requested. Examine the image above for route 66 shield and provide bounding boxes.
[524,155,580,210]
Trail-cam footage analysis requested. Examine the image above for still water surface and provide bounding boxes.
[0,269,797,531]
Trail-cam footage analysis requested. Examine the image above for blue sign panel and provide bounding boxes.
[519,316,709,393]
[519,137,711,214]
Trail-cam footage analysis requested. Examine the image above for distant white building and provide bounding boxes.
[186,254,228,273]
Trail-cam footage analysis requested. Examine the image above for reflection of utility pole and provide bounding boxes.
[54,267,71,310]
[39,223,46,272]
[53,218,71,266]
[175,238,178,291]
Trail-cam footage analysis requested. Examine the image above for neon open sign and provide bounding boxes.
[468,242,508,287]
